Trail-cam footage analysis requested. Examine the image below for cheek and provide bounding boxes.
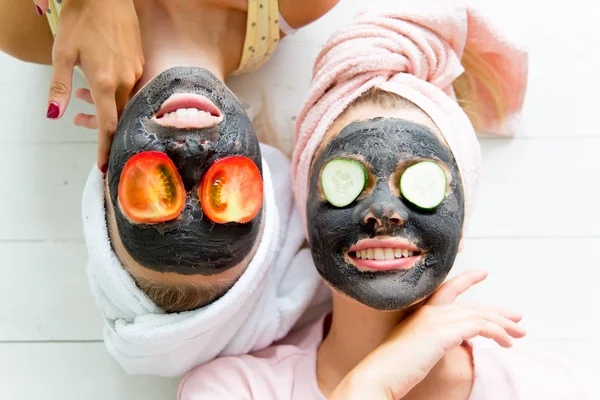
[406,201,463,251]
[308,202,354,247]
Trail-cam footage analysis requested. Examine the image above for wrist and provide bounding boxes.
[330,367,389,400]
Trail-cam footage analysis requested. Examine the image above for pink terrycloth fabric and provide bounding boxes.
[179,315,600,399]
[291,0,528,233]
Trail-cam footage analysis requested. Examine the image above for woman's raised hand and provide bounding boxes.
[34,0,144,172]
[330,270,526,400]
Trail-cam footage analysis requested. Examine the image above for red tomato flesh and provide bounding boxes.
[118,152,186,223]
[200,156,263,223]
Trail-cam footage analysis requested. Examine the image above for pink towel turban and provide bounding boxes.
[291,0,528,234]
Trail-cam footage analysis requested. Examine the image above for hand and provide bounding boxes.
[330,270,526,400]
[35,0,144,172]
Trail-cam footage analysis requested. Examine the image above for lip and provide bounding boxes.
[348,238,421,253]
[349,256,420,271]
[153,93,223,129]
[347,237,422,272]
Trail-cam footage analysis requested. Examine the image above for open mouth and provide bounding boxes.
[153,93,223,129]
[347,238,423,272]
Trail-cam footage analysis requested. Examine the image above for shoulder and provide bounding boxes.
[178,340,315,400]
[278,0,340,30]
[178,318,325,400]
[178,355,278,400]
[470,344,600,400]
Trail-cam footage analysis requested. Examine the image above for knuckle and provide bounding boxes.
[49,81,70,96]
[96,75,117,93]
[52,44,72,60]
[104,121,118,136]
[134,63,144,79]
[124,72,138,88]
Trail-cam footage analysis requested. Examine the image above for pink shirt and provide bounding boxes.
[179,316,599,399]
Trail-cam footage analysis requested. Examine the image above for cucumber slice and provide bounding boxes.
[400,161,447,209]
[321,158,367,207]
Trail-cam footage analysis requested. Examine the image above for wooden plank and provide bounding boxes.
[468,138,600,237]
[1,138,598,241]
[0,143,95,241]
[0,341,596,399]
[2,239,597,342]
[0,343,180,400]
[0,243,103,341]
[0,53,94,143]
[452,238,600,340]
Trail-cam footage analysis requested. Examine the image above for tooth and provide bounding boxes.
[176,108,188,118]
[360,250,367,259]
[374,248,385,260]
[402,249,409,257]
[367,248,374,260]
[188,108,199,117]
[407,251,413,257]
[394,249,402,258]
[169,112,177,118]
[384,248,394,260]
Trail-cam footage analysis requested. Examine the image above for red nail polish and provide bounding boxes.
[35,5,43,16]
[100,163,108,174]
[47,102,60,119]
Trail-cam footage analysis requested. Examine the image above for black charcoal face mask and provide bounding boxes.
[307,118,465,310]
[108,67,262,275]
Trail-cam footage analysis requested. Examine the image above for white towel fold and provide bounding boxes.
[82,144,327,377]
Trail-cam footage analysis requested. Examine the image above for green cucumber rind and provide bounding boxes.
[321,158,367,207]
[400,161,447,210]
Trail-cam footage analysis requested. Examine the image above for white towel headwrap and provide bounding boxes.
[82,144,324,377]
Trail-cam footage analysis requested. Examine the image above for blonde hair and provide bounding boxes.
[452,42,509,131]
[345,41,509,131]
[134,274,234,313]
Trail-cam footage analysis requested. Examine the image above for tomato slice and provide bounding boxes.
[200,156,263,224]
[118,151,186,223]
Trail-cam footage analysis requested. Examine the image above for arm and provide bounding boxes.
[279,0,340,31]
[0,0,53,64]
[330,271,526,400]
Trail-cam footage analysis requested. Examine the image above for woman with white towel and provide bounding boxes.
[0,0,336,377]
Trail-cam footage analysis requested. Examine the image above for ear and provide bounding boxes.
[457,238,465,253]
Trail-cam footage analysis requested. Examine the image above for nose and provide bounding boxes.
[165,137,213,190]
[357,200,406,229]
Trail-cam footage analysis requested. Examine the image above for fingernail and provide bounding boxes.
[47,102,60,119]
[100,163,108,174]
[35,5,43,16]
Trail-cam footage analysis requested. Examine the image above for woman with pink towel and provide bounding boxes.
[178,1,599,399]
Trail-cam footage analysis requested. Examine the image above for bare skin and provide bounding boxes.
[0,0,339,66]
[313,105,489,400]
[0,0,338,291]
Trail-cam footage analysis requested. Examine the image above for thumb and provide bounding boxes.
[47,46,76,120]
[426,270,488,306]
[33,0,49,15]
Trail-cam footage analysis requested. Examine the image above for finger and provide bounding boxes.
[91,86,118,170]
[449,303,523,323]
[47,44,77,120]
[464,320,514,348]
[446,307,527,339]
[73,113,98,130]
[480,313,527,339]
[33,0,49,15]
[427,270,488,306]
[75,88,95,105]
[114,80,133,117]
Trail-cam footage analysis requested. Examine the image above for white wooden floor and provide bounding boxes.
[1,0,599,398]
